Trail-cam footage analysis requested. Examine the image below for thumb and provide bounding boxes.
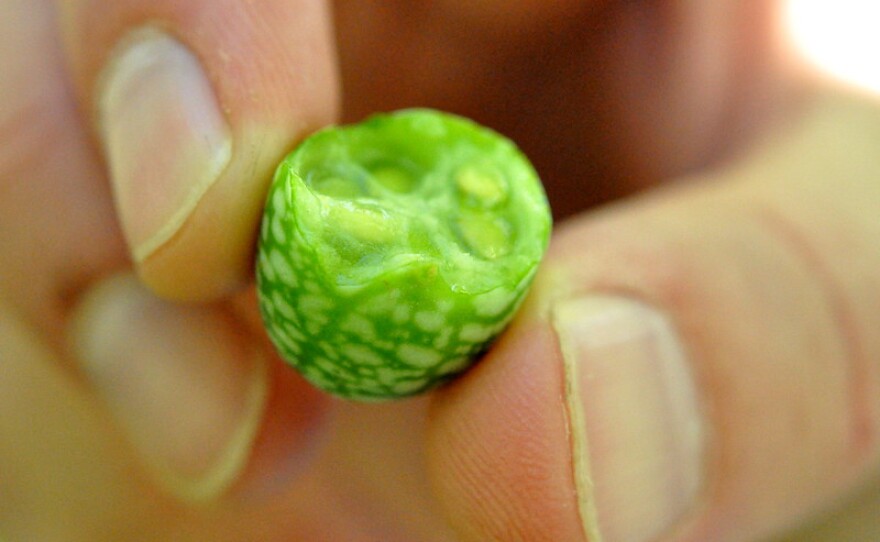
[427,89,880,542]
[59,0,339,300]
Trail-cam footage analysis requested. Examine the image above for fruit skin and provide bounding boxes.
[256,109,551,401]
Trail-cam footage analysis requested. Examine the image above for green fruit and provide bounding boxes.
[256,109,551,400]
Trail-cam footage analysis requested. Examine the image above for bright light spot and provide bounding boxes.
[785,0,880,95]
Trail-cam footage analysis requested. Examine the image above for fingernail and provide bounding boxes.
[99,28,232,262]
[69,274,267,501]
[553,296,705,542]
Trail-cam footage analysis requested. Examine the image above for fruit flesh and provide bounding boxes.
[256,109,551,400]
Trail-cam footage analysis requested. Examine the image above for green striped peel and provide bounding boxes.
[256,109,551,400]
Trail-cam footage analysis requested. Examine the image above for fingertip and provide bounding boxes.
[68,273,270,501]
[62,1,339,301]
[68,273,332,504]
[427,316,587,542]
[133,175,260,301]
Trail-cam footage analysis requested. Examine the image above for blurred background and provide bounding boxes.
[784,0,880,96]
[334,0,880,227]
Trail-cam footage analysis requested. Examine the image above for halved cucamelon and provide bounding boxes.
[256,109,551,400]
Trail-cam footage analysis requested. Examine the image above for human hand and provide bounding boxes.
[336,2,880,539]
[3,1,880,542]
[1,0,350,539]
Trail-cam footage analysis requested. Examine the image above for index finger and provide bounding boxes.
[60,0,339,300]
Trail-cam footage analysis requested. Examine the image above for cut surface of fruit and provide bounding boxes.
[256,109,551,400]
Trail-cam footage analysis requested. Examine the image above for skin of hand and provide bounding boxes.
[1,1,880,542]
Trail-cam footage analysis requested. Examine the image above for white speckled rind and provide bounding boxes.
[256,109,551,400]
